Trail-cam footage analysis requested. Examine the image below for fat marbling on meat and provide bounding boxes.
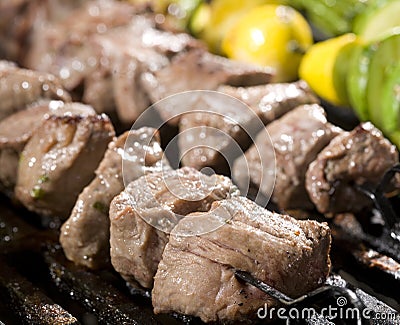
[152,196,331,323]
[233,104,341,209]
[109,167,239,288]
[0,61,71,121]
[0,101,95,194]
[60,127,171,269]
[15,113,114,219]
[306,122,399,214]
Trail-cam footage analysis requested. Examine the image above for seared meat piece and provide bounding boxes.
[142,49,273,109]
[153,196,331,323]
[15,114,114,219]
[0,0,33,61]
[178,81,319,171]
[60,128,171,269]
[0,0,88,61]
[109,167,239,288]
[0,101,94,194]
[0,104,49,194]
[233,104,341,209]
[0,61,71,121]
[218,80,319,125]
[86,18,201,123]
[306,122,399,214]
[24,0,138,92]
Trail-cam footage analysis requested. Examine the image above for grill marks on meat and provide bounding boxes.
[233,104,341,209]
[152,196,331,323]
[60,128,171,269]
[109,167,239,288]
[0,61,71,121]
[15,114,114,219]
[0,101,95,194]
[306,122,399,214]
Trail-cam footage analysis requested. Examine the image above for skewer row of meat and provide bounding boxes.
[2,0,273,127]
[0,63,332,323]
[0,0,398,323]
[233,104,399,215]
[0,70,394,323]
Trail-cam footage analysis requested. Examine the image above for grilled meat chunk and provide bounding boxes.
[178,81,319,172]
[60,128,171,269]
[109,167,239,288]
[0,61,71,121]
[0,101,94,194]
[0,0,88,61]
[142,49,273,112]
[218,80,319,125]
[86,17,201,123]
[24,0,138,92]
[152,196,331,323]
[233,104,341,209]
[306,122,399,214]
[15,114,114,219]
[0,104,49,194]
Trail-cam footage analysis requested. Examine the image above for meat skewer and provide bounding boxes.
[234,270,369,325]
[233,104,341,209]
[177,81,319,173]
[233,105,399,216]
[152,196,331,323]
[0,3,399,323]
[109,167,240,288]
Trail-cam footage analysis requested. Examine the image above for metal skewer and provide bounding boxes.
[234,270,371,325]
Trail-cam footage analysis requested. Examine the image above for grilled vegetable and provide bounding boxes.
[347,43,374,120]
[382,64,400,133]
[288,0,370,37]
[366,32,400,131]
[353,0,400,41]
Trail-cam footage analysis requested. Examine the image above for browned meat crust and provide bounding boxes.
[306,122,399,214]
